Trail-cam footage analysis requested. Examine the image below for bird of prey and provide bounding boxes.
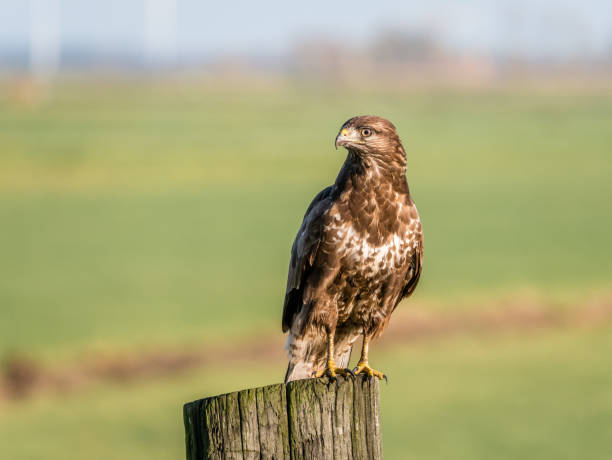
[283,115,423,383]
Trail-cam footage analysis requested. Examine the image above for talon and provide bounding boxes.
[345,368,355,377]
[383,374,388,384]
[353,360,386,381]
[312,360,351,381]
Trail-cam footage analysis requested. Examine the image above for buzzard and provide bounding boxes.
[283,115,423,382]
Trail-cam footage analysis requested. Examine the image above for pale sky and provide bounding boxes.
[0,0,611,61]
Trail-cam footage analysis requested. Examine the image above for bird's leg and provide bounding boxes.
[313,330,353,381]
[353,333,386,381]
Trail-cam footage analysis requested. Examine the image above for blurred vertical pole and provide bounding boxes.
[144,0,178,68]
[29,0,61,78]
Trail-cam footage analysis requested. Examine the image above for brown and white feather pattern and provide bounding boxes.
[282,116,423,382]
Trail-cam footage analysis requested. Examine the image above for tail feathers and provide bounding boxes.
[284,360,315,383]
[284,345,353,383]
[335,346,353,369]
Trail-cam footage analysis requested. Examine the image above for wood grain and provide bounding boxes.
[183,375,382,460]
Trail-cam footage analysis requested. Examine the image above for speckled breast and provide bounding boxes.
[324,209,420,321]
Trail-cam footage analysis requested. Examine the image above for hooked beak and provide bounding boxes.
[335,127,351,150]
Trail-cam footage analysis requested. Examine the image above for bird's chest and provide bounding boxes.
[327,222,413,321]
[325,190,414,277]
[334,225,412,278]
[320,188,419,315]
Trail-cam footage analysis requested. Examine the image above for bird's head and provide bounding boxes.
[334,115,406,169]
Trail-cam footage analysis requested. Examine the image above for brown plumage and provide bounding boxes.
[283,116,423,382]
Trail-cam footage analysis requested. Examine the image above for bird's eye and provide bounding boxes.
[361,128,372,137]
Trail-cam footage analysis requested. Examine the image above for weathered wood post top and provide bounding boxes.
[183,375,382,460]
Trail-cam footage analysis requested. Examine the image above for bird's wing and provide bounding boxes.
[282,186,334,332]
[399,246,422,301]
[393,233,423,312]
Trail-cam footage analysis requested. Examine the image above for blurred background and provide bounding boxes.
[1,1,612,459]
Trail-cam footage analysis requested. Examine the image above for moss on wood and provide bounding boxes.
[184,375,381,460]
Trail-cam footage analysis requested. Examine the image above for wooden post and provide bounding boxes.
[183,375,382,460]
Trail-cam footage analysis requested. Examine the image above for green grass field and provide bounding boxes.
[1,82,611,459]
[2,326,611,460]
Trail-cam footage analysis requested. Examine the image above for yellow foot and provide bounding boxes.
[312,360,354,381]
[353,361,387,382]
